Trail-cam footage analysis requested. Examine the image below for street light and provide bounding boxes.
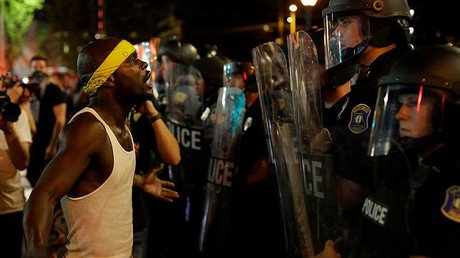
[289,4,297,34]
[301,0,317,31]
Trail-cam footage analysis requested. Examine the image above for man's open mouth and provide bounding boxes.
[143,71,151,83]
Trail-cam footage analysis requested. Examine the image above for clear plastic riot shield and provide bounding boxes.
[288,30,341,254]
[252,41,313,258]
[164,63,205,163]
[165,63,204,127]
[288,31,323,148]
[198,86,246,256]
[252,31,341,258]
[164,63,206,246]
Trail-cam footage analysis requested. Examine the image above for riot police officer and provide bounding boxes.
[226,61,285,258]
[321,0,413,256]
[157,37,200,118]
[322,0,412,209]
[192,55,225,151]
[149,37,204,258]
[369,45,460,258]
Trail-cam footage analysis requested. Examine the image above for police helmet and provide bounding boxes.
[322,0,411,71]
[158,37,199,66]
[224,61,256,92]
[368,45,460,156]
[193,55,225,99]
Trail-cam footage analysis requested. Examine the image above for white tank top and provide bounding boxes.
[61,107,135,257]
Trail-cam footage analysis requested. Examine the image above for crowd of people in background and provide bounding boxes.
[1,0,460,257]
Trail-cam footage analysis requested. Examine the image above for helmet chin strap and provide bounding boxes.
[326,61,360,89]
[399,134,445,156]
[339,39,368,65]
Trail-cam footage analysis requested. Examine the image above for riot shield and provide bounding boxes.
[164,62,207,255]
[252,40,312,258]
[198,86,246,256]
[288,31,323,149]
[165,63,204,127]
[252,31,341,258]
[287,30,341,254]
[164,63,205,168]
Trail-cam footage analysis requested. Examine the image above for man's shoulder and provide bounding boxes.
[66,111,106,137]
[60,114,110,158]
[43,82,66,102]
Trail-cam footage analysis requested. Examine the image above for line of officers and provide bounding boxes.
[153,0,460,258]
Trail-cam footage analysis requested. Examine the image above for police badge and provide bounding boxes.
[348,103,371,134]
[243,117,253,131]
[441,185,460,223]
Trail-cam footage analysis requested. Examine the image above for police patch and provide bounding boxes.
[173,91,188,104]
[348,104,371,134]
[441,185,460,223]
[361,196,389,227]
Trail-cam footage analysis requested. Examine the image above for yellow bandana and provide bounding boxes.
[83,39,135,94]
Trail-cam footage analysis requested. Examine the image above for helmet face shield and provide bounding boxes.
[368,84,446,156]
[223,61,254,90]
[368,45,460,156]
[324,14,370,70]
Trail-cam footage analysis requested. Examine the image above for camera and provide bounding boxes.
[0,73,21,122]
[25,70,46,97]
[0,92,21,122]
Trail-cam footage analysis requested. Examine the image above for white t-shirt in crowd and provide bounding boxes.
[0,109,32,214]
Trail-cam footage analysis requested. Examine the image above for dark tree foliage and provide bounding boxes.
[35,0,94,68]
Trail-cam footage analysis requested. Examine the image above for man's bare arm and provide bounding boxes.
[45,103,66,160]
[140,100,180,165]
[23,116,106,257]
[1,121,30,170]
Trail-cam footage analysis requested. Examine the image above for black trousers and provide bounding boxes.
[0,211,24,258]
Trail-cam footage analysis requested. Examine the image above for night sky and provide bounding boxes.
[35,0,456,62]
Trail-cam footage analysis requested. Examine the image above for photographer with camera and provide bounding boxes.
[27,56,67,187]
[0,73,32,257]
